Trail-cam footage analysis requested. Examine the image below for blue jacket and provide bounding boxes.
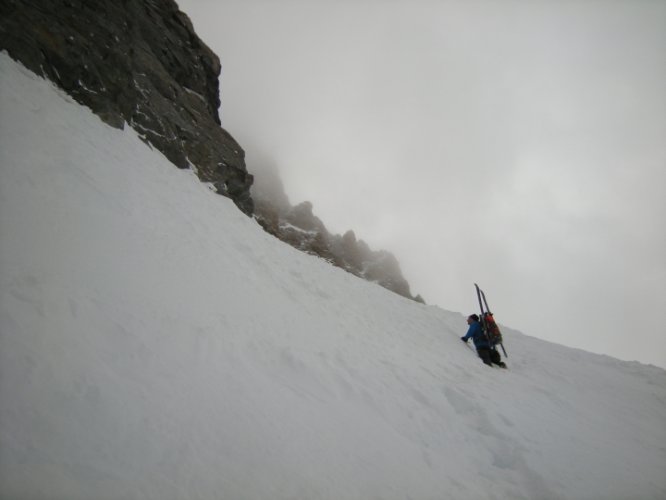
[463,321,490,349]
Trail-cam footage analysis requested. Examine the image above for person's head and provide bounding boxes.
[467,314,479,324]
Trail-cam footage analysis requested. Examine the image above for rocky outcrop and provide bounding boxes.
[252,173,424,303]
[0,0,253,214]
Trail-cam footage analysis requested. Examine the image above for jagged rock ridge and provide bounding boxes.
[252,169,425,303]
[0,0,253,214]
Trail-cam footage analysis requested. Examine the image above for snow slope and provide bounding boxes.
[1,53,665,500]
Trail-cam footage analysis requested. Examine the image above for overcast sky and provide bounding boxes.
[176,0,666,368]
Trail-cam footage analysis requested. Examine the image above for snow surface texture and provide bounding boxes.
[1,53,665,500]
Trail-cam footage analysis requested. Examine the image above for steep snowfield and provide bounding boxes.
[1,53,665,500]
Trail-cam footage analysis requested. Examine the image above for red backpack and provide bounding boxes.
[481,312,503,346]
[475,284,508,357]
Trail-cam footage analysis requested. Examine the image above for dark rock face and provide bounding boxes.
[252,174,424,303]
[0,0,253,214]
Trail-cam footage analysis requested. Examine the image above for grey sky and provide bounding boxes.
[176,0,666,368]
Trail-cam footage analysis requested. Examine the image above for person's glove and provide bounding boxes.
[460,337,468,343]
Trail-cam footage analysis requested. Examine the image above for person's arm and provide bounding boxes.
[461,324,475,342]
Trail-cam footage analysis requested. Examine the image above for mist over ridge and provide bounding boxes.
[251,160,424,302]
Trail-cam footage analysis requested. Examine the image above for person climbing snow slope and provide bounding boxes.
[461,314,506,368]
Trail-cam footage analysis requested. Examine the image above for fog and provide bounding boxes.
[176,0,666,368]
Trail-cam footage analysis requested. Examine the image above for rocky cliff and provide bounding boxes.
[0,0,253,214]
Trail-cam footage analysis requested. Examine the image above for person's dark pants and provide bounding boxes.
[477,347,504,367]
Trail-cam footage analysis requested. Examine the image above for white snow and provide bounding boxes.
[1,53,665,500]
[279,221,319,236]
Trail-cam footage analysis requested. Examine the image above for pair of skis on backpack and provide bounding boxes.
[474,283,508,368]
